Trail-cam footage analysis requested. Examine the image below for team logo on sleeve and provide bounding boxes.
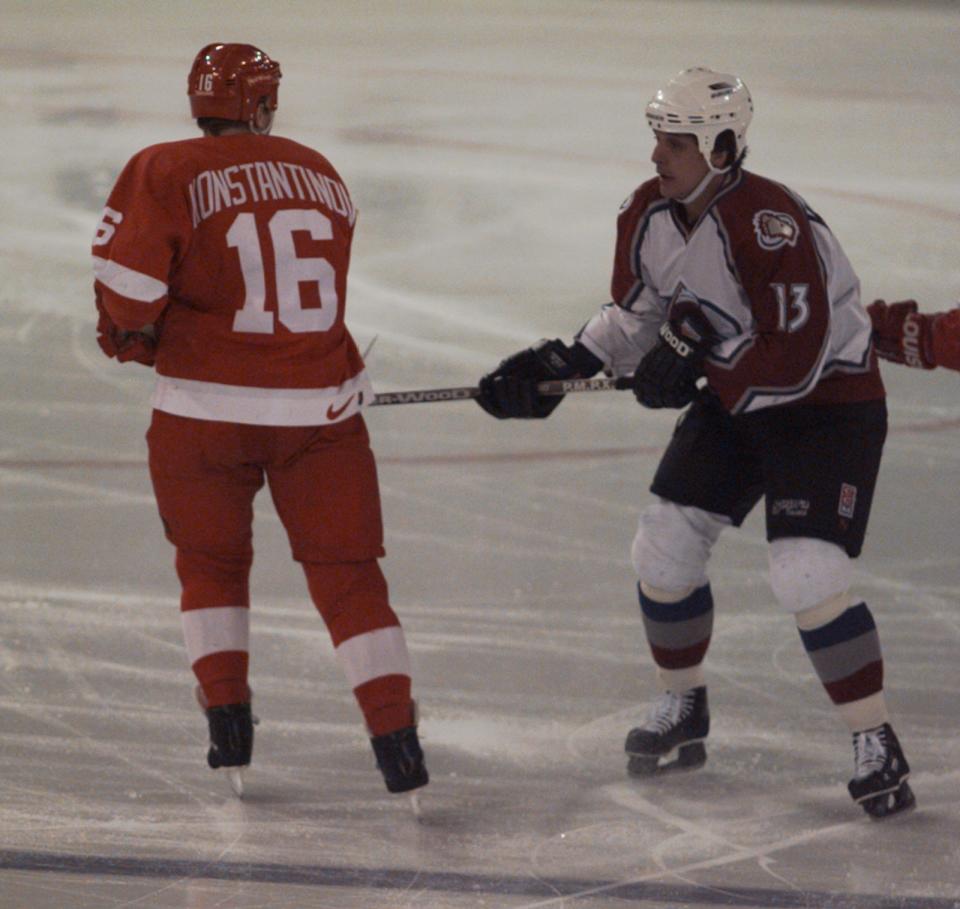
[752,210,800,251]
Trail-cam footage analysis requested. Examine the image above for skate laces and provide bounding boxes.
[643,690,693,733]
[852,727,887,779]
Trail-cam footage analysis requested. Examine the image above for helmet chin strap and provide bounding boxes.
[678,162,730,206]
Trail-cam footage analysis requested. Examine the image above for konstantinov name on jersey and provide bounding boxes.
[188,161,356,228]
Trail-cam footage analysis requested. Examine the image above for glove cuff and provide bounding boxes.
[533,339,604,379]
[901,312,936,369]
[658,321,700,363]
[567,341,604,377]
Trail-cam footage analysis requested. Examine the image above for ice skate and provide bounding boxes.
[848,723,915,820]
[625,686,709,776]
[205,702,256,798]
[370,723,428,815]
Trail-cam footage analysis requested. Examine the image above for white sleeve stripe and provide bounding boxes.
[181,606,250,665]
[335,625,410,689]
[92,255,168,303]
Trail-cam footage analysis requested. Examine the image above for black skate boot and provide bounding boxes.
[370,725,428,794]
[848,723,915,820]
[206,702,255,797]
[625,686,709,776]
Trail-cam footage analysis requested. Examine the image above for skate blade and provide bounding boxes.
[226,768,245,798]
[628,741,706,778]
[862,782,916,820]
[408,792,423,819]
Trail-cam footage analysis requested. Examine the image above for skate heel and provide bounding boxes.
[859,780,916,820]
[627,738,707,776]
[677,740,707,770]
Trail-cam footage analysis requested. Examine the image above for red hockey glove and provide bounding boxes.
[931,309,960,371]
[95,295,158,366]
[867,299,935,369]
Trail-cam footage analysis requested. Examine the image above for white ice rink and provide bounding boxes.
[2,1,960,906]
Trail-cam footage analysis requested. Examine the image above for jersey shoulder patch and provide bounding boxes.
[752,209,800,250]
[714,172,809,256]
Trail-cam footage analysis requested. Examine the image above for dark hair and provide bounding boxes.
[197,117,248,135]
[712,129,746,169]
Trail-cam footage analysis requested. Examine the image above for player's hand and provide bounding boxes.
[476,339,602,419]
[633,308,713,409]
[95,297,159,366]
[867,299,935,369]
[98,328,157,365]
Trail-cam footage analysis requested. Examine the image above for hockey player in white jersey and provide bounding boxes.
[475,68,914,819]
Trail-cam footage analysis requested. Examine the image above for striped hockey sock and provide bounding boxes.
[639,583,714,680]
[797,601,886,729]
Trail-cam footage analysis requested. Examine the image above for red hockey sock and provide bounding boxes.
[192,651,250,708]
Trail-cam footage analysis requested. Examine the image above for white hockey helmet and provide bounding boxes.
[645,67,753,165]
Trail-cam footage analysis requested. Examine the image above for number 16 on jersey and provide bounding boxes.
[228,208,340,335]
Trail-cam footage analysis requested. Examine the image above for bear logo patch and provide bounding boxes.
[753,210,800,251]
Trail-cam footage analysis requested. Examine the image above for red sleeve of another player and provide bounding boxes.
[932,309,960,371]
[91,147,189,330]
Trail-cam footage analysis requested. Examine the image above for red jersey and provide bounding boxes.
[92,133,370,425]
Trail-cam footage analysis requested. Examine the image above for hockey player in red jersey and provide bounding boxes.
[475,68,914,819]
[868,299,960,371]
[92,43,427,799]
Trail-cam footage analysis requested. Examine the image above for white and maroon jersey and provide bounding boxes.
[92,133,370,426]
[577,170,884,414]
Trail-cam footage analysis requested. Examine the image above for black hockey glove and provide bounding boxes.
[633,308,714,409]
[477,339,603,419]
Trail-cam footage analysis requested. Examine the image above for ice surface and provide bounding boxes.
[1,1,959,906]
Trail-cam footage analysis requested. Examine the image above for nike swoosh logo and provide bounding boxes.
[326,394,355,421]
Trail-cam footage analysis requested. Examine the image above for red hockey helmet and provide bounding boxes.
[187,43,281,126]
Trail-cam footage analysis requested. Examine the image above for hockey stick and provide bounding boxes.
[369,374,633,407]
